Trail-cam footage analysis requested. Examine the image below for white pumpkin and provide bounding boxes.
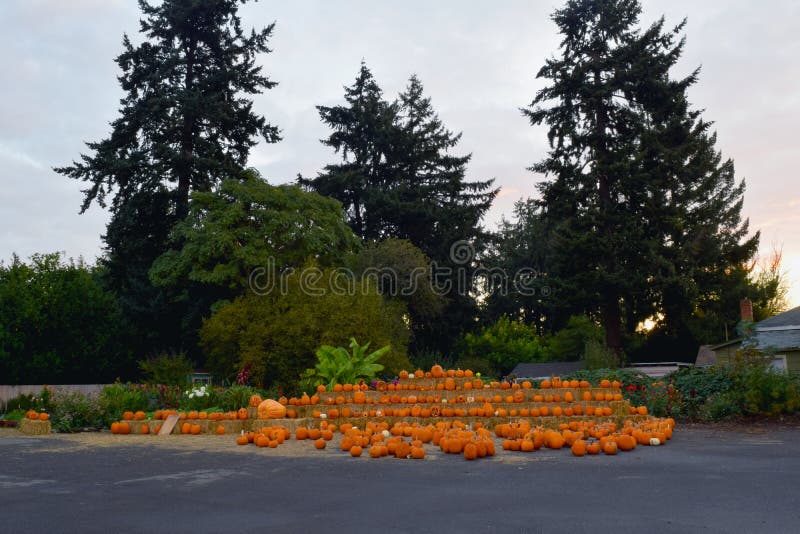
[650,437,661,446]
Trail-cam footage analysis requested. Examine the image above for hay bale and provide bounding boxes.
[18,418,51,435]
[213,420,244,435]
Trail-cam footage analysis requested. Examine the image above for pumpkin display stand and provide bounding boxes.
[110,372,669,451]
[297,373,643,433]
[19,418,51,436]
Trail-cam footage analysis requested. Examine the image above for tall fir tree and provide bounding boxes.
[55,0,280,356]
[525,0,757,360]
[299,61,395,239]
[300,64,497,353]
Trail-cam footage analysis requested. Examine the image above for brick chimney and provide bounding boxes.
[740,298,754,322]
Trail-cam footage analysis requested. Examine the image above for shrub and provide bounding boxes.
[453,356,496,380]
[200,267,411,390]
[0,252,134,384]
[49,391,103,432]
[181,384,221,411]
[581,339,620,370]
[98,383,150,425]
[457,315,551,376]
[302,339,388,388]
[220,385,263,411]
[5,393,40,412]
[657,349,800,420]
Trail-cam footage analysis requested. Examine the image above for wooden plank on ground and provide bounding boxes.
[158,414,179,436]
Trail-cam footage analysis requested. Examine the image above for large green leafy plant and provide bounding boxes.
[303,338,389,388]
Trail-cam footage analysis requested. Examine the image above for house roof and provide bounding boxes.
[510,362,584,379]
[756,306,800,329]
[745,306,800,351]
[746,330,800,352]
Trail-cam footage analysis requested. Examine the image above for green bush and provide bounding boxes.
[581,339,620,370]
[0,253,134,384]
[200,266,411,392]
[656,349,800,420]
[180,384,221,411]
[3,409,25,423]
[303,338,389,388]
[700,392,743,421]
[220,385,262,411]
[453,356,496,379]
[5,393,40,412]
[98,383,150,425]
[457,315,551,376]
[49,391,103,432]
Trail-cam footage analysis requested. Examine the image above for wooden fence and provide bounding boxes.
[0,384,109,404]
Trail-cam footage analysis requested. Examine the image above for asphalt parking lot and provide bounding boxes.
[2,426,799,533]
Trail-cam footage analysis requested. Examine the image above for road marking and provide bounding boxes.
[114,468,246,486]
[0,475,55,488]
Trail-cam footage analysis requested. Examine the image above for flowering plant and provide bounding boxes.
[181,384,218,410]
[185,385,208,399]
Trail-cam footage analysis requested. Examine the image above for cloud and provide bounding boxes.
[0,142,45,171]
[1,0,799,307]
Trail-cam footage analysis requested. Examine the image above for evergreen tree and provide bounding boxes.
[301,64,496,352]
[55,0,279,356]
[300,61,395,239]
[524,0,757,361]
[481,198,554,333]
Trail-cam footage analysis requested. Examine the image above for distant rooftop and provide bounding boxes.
[756,306,800,329]
[510,362,584,379]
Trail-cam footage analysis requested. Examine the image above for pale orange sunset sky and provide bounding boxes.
[2,0,798,308]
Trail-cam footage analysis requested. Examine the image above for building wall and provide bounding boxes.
[714,345,800,372]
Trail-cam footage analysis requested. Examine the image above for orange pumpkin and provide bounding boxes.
[257,399,287,419]
[568,440,585,459]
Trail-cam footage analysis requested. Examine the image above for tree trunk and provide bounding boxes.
[593,61,623,362]
[177,38,197,220]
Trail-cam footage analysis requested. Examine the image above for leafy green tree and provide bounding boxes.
[481,198,554,332]
[550,316,604,362]
[524,0,757,360]
[137,352,194,386]
[302,338,389,388]
[347,239,445,337]
[0,253,134,383]
[199,265,411,390]
[151,171,360,297]
[750,247,790,320]
[55,0,280,356]
[456,315,551,376]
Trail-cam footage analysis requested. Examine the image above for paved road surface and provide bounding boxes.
[2,427,799,533]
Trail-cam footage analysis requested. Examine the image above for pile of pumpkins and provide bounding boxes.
[235,425,293,448]
[231,416,675,461]
[495,417,674,456]
[24,410,49,421]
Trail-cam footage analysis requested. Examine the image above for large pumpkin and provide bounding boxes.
[257,399,287,419]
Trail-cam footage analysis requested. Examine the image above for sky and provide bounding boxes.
[1,0,798,308]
